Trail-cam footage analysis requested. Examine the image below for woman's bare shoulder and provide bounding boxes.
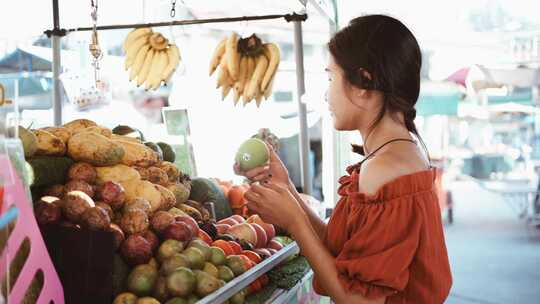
[358,150,428,195]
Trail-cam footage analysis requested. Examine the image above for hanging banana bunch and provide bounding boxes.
[210,33,280,107]
[123,28,181,90]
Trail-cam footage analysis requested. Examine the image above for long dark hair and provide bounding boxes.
[328,14,428,157]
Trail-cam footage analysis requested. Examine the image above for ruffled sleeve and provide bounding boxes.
[334,195,423,299]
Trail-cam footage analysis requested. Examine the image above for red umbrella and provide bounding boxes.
[446,67,470,87]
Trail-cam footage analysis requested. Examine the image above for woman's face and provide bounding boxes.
[326,55,382,132]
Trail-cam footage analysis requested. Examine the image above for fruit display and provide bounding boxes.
[210,33,281,107]
[123,28,181,90]
[19,119,302,303]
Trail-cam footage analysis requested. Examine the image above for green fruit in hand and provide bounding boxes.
[158,239,185,262]
[160,254,190,276]
[166,267,196,297]
[188,239,212,261]
[203,262,219,278]
[183,247,205,270]
[217,265,235,283]
[113,292,138,304]
[166,298,188,304]
[127,264,158,297]
[235,138,269,172]
[136,297,160,304]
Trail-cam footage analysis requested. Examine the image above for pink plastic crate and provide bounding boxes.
[0,155,64,304]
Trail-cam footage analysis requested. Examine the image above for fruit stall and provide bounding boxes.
[0,1,338,303]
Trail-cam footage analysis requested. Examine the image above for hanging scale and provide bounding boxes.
[89,0,102,86]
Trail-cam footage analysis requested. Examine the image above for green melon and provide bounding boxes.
[157,142,176,163]
[188,178,231,220]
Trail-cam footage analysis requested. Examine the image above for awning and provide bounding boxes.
[416,81,461,116]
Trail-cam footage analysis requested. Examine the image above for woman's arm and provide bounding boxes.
[287,180,327,238]
[290,215,386,304]
[245,183,385,304]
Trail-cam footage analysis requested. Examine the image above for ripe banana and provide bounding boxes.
[234,56,248,95]
[209,38,227,76]
[146,51,167,90]
[261,43,280,92]
[226,33,240,81]
[242,57,256,104]
[264,78,274,100]
[216,56,230,89]
[245,55,268,103]
[129,45,151,81]
[161,45,181,83]
[123,28,152,52]
[137,49,155,87]
[126,35,150,64]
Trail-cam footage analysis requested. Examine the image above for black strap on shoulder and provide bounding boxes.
[359,138,416,165]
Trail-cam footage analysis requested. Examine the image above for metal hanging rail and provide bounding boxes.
[45,13,308,37]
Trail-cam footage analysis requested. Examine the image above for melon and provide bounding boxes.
[189,178,231,220]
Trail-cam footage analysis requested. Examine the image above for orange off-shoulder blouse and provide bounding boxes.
[313,163,452,303]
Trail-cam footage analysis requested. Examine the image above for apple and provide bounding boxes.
[215,223,231,234]
[268,239,283,251]
[227,223,258,248]
[246,215,275,241]
[175,215,199,238]
[230,215,245,223]
[163,221,193,242]
[218,218,238,226]
[249,223,267,248]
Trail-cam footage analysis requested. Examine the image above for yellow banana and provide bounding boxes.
[216,56,230,89]
[123,27,152,52]
[225,32,240,81]
[261,43,280,92]
[129,45,151,82]
[146,51,167,90]
[242,57,256,104]
[233,87,241,105]
[126,35,150,66]
[137,49,155,87]
[245,55,268,103]
[234,56,248,95]
[209,38,227,76]
[161,44,181,83]
[264,78,274,100]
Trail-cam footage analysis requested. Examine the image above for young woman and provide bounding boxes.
[235,15,452,304]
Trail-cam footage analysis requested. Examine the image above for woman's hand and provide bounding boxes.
[244,182,305,232]
[233,142,290,186]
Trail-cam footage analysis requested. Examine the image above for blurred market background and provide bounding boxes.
[1,0,540,303]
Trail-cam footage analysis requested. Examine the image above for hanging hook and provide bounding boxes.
[240,18,249,38]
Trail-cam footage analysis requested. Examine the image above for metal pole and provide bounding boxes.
[293,20,312,195]
[52,0,62,126]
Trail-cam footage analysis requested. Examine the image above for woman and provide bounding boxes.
[236,15,452,303]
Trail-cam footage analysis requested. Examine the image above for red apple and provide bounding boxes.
[215,223,231,234]
[175,215,199,238]
[230,215,245,223]
[218,218,238,226]
[246,214,276,241]
[164,221,193,242]
[249,223,267,248]
[268,239,283,251]
[227,223,257,248]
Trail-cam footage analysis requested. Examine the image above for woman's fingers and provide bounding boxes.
[261,182,286,193]
[244,189,263,203]
[245,166,270,180]
[246,200,260,213]
[248,173,272,183]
